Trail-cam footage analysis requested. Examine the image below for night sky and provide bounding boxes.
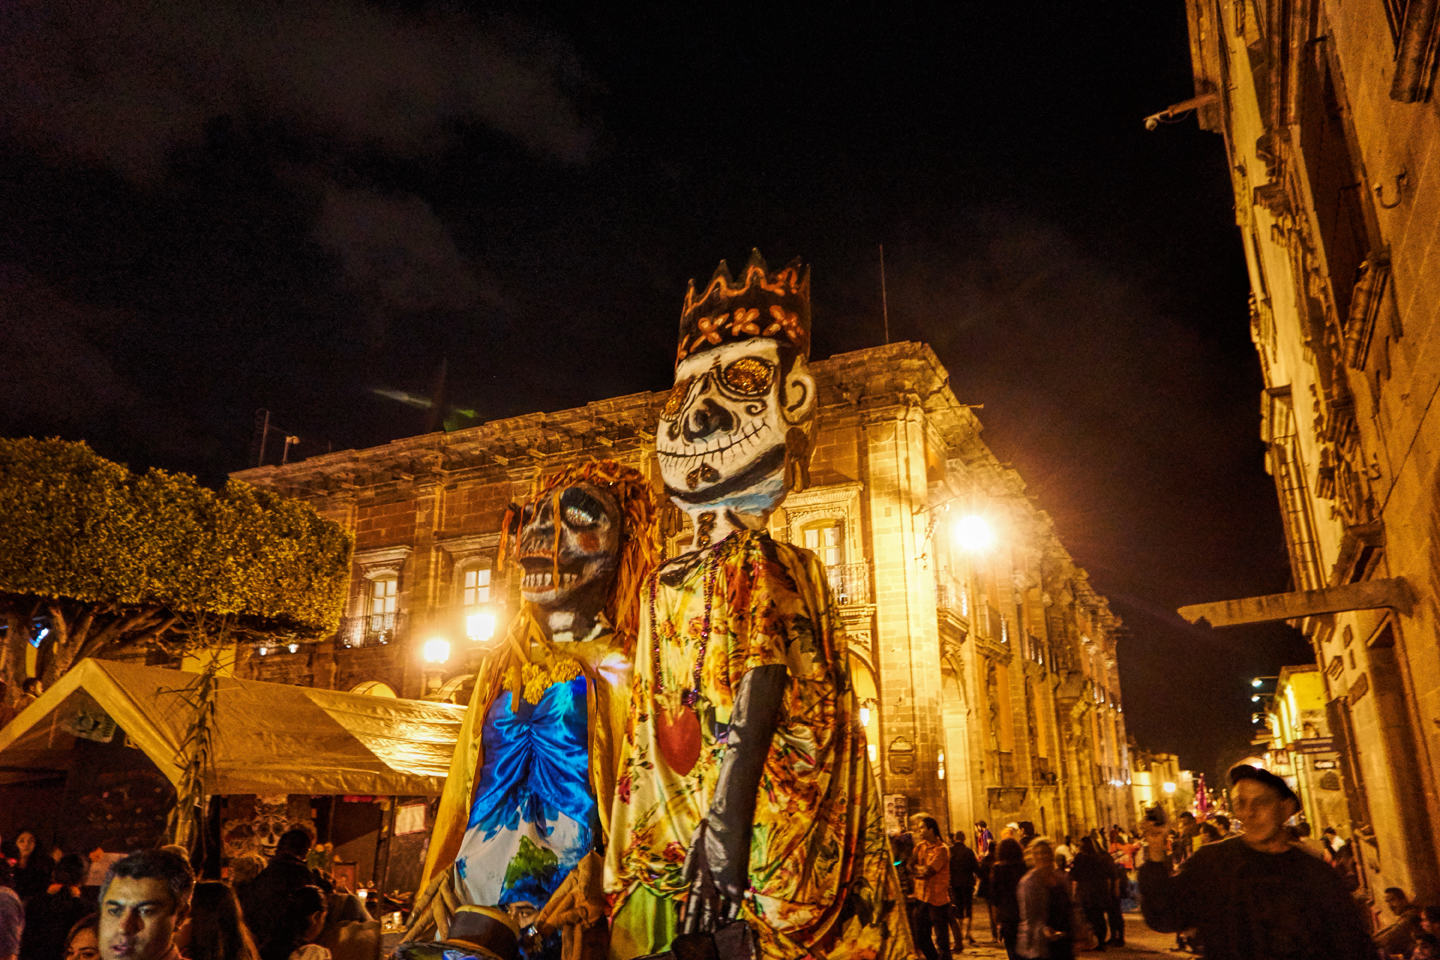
[0,1,1311,779]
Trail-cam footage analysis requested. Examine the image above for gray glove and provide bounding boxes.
[682,662,789,927]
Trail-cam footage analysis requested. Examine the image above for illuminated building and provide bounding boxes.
[1177,0,1440,896]
[233,341,1134,835]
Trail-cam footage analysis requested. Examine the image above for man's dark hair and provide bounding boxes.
[1322,826,1337,836]
[1178,811,1196,822]
[953,830,967,844]
[1420,905,1440,923]
[21,678,40,695]
[1228,763,1299,805]
[976,820,987,828]
[1385,887,1408,899]
[102,849,195,907]
[54,853,88,887]
[275,826,314,858]
[1213,814,1231,830]
[921,816,940,837]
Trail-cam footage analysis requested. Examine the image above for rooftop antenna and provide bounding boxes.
[879,244,890,345]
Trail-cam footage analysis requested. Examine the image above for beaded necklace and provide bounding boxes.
[650,541,720,708]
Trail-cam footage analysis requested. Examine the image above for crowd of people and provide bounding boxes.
[0,826,370,960]
[894,816,1137,960]
[891,765,1436,959]
[4,760,1437,960]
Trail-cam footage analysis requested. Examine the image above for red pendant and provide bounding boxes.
[656,703,702,775]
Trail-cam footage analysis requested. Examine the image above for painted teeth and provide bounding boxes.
[521,572,580,588]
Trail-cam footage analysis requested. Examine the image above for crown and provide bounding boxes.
[676,250,811,367]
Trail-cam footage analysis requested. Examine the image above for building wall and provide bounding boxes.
[1185,0,1440,897]
[233,341,1133,836]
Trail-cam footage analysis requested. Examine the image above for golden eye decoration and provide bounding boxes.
[661,377,694,420]
[721,357,775,397]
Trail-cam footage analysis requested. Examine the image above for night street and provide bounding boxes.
[3,0,1438,958]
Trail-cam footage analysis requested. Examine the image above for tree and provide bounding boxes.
[0,438,352,690]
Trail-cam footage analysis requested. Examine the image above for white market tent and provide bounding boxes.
[0,658,465,796]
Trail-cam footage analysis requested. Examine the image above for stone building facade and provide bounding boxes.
[1181,0,1440,899]
[233,341,1133,838]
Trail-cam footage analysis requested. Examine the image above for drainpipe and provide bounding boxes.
[1392,0,1439,103]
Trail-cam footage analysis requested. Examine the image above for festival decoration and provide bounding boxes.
[606,253,914,960]
[404,461,662,960]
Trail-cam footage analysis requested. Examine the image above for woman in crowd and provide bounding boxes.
[1016,836,1072,960]
[1067,836,1110,949]
[185,881,261,960]
[990,837,1027,960]
[63,916,100,960]
[13,830,51,901]
[260,885,330,960]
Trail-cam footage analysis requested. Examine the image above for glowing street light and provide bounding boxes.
[953,515,996,553]
[466,611,497,643]
[1163,781,1177,794]
[424,638,451,664]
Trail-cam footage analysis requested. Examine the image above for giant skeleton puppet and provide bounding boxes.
[403,462,662,960]
[605,253,914,960]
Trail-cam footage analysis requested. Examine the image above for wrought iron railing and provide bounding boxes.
[936,576,968,618]
[825,562,871,606]
[337,612,404,648]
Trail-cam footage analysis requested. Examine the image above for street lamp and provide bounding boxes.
[1163,782,1176,794]
[953,515,997,553]
[424,638,451,664]
[466,611,496,643]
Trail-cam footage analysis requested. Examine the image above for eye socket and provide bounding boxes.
[563,504,600,528]
[660,376,694,420]
[720,356,775,397]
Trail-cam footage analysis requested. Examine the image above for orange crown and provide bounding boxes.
[676,250,811,367]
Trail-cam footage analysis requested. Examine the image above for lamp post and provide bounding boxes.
[423,638,450,695]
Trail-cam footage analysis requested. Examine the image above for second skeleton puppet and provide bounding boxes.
[404,461,661,960]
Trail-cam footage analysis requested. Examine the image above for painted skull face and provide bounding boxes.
[657,337,816,521]
[514,481,622,618]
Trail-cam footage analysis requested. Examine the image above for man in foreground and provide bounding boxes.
[911,817,953,960]
[1139,764,1371,959]
[99,849,193,960]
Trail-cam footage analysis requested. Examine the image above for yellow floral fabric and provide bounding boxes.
[605,531,914,960]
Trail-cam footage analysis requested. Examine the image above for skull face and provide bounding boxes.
[657,338,815,522]
[513,481,622,624]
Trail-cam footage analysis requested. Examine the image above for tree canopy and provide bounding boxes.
[0,438,352,686]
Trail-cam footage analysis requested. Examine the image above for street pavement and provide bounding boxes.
[945,912,1193,959]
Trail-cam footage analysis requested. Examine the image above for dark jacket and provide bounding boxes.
[1139,836,1372,960]
[1067,849,1111,909]
[19,889,92,960]
[238,853,322,943]
[949,842,980,891]
[989,860,1027,924]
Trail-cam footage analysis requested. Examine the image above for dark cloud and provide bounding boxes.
[311,182,504,345]
[0,267,210,463]
[0,0,595,182]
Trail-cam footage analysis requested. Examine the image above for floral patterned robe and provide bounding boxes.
[605,531,914,960]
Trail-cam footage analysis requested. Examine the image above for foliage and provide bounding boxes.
[0,438,352,684]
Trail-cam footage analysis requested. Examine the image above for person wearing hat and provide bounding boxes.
[1138,763,1371,959]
